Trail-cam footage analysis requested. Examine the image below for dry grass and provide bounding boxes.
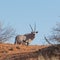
[0,44,60,60]
[0,43,60,60]
[0,43,50,60]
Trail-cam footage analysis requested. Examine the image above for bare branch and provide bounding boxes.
[44,36,52,44]
[0,22,15,43]
[46,23,60,44]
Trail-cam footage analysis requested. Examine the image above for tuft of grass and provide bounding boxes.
[16,46,20,49]
[0,50,8,53]
[8,47,13,51]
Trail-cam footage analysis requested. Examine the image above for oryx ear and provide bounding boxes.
[29,24,33,32]
[34,23,36,32]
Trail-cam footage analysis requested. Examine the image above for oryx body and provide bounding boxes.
[14,24,38,45]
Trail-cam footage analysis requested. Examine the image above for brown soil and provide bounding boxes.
[0,43,50,60]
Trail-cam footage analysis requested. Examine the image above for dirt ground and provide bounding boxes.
[0,43,49,60]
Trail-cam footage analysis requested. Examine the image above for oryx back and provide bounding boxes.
[15,35,26,44]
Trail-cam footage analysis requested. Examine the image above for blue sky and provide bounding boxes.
[0,0,60,45]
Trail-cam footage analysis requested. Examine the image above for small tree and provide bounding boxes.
[0,22,15,43]
[44,23,60,44]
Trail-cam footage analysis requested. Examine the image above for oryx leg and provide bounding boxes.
[26,39,32,45]
[25,40,30,46]
[22,40,27,45]
[26,42,29,46]
[14,39,17,44]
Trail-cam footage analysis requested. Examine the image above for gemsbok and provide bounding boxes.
[14,24,38,45]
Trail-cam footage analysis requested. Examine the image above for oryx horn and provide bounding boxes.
[29,24,33,32]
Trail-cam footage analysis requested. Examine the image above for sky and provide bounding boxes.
[0,0,60,45]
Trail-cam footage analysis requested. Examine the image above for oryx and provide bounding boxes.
[14,24,38,45]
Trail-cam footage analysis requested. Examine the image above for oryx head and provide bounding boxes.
[29,24,38,35]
